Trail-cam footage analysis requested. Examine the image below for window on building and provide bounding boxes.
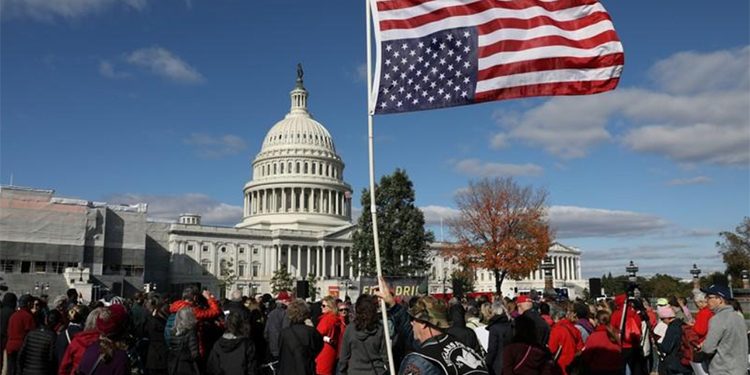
[201,261,211,275]
[123,265,133,276]
[187,245,194,252]
[51,262,65,274]
[252,248,259,255]
[221,246,226,253]
[238,263,245,277]
[134,267,144,276]
[252,264,259,277]
[202,246,208,252]
[239,247,245,254]
[35,261,47,273]
[1,260,15,273]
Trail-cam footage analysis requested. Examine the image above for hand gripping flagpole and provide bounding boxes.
[366,1,396,374]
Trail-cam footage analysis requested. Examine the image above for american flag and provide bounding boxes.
[370,0,624,114]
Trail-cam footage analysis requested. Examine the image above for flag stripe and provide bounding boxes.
[476,11,614,38]
[378,3,607,38]
[376,0,600,14]
[476,53,624,81]
[475,65,623,93]
[480,30,620,56]
[474,78,620,102]
[478,41,622,68]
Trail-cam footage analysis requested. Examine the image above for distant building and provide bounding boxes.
[0,72,586,301]
[0,185,148,299]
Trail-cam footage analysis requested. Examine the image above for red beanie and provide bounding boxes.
[96,304,128,337]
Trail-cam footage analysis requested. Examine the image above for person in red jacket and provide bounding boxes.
[315,296,343,375]
[547,304,584,375]
[5,295,37,375]
[610,293,646,375]
[168,287,222,360]
[58,307,105,375]
[690,291,713,375]
[582,310,623,375]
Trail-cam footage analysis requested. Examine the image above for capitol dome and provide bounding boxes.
[236,68,353,231]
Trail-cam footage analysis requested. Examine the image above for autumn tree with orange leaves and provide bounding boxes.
[448,177,553,294]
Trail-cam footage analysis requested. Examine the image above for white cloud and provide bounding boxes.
[183,133,246,159]
[666,176,712,186]
[420,205,460,225]
[105,193,242,226]
[492,46,750,165]
[1,0,147,21]
[453,158,543,177]
[581,244,723,278]
[98,60,130,79]
[548,205,668,238]
[126,47,204,84]
[649,47,750,95]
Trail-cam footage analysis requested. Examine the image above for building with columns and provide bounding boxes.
[163,72,357,296]
[428,242,587,299]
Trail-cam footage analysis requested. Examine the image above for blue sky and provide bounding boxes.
[2,0,748,279]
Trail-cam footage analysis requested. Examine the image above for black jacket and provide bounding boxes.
[168,329,200,375]
[337,323,388,375]
[206,334,257,375]
[17,327,57,375]
[144,314,168,372]
[55,323,83,364]
[278,323,323,375]
[523,310,550,347]
[263,306,289,358]
[657,319,691,375]
[486,314,513,375]
[446,303,483,355]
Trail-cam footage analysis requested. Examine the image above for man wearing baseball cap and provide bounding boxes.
[699,284,747,374]
[516,295,550,346]
[377,279,488,375]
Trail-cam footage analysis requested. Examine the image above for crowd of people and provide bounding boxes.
[0,281,746,375]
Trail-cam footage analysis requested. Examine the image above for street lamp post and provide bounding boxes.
[742,270,750,289]
[540,256,556,300]
[690,264,702,289]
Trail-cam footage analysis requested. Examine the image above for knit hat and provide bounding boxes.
[276,291,292,303]
[657,305,675,319]
[96,304,128,337]
[409,296,449,329]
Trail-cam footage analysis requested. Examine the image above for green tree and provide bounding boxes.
[450,267,476,297]
[218,259,237,298]
[270,265,294,294]
[448,177,552,294]
[353,169,434,277]
[639,274,692,298]
[307,273,319,301]
[718,217,750,287]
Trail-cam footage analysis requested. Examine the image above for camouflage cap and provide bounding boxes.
[408,296,449,329]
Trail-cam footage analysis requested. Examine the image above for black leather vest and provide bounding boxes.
[411,334,489,375]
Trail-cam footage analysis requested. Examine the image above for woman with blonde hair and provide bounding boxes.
[315,296,343,375]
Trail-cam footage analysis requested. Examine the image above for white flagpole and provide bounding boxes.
[366,1,396,374]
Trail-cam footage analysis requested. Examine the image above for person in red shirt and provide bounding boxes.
[610,293,645,375]
[690,291,713,375]
[547,303,584,375]
[315,296,343,375]
[582,310,623,375]
[5,294,37,375]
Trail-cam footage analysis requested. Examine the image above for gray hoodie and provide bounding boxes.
[702,305,748,375]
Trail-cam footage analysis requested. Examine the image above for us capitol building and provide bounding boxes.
[0,71,587,300]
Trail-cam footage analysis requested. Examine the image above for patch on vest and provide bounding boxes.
[403,362,422,375]
[442,341,484,371]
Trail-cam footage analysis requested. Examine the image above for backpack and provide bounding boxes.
[163,313,177,343]
[679,323,701,366]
